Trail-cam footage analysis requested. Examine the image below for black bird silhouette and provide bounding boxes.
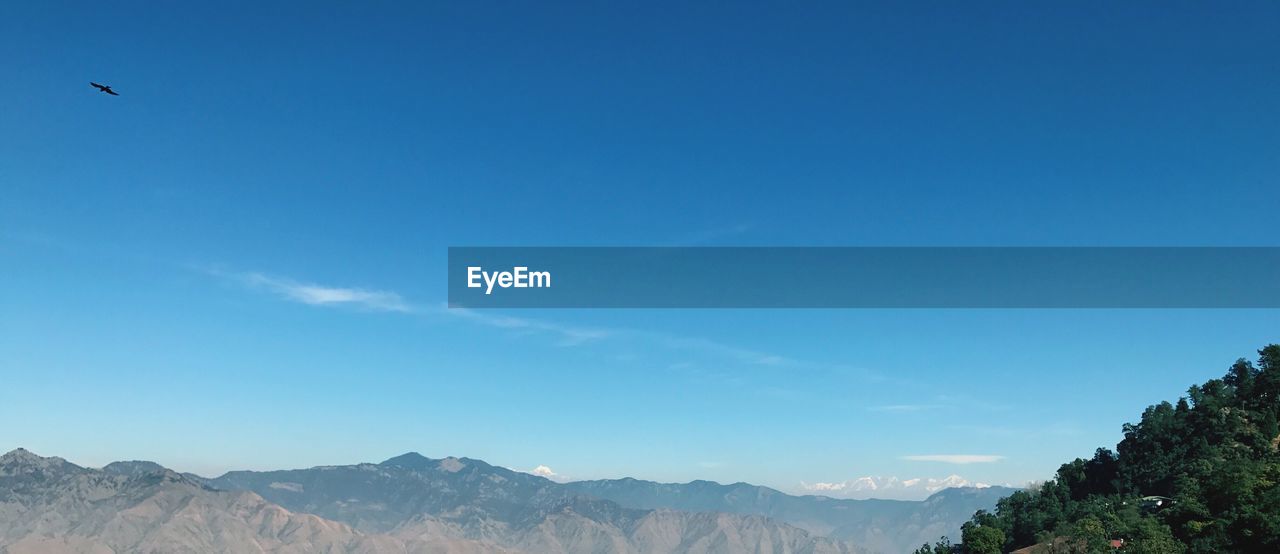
[90,82,119,96]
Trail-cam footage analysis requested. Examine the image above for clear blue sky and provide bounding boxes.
[3,2,1279,495]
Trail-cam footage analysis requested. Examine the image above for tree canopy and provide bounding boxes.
[919,345,1280,553]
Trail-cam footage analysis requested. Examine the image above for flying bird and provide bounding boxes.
[90,82,119,96]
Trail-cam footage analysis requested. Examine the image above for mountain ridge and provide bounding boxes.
[1,448,1015,553]
[204,451,861,552]
[198,451,1010,552]
[560,474,1014,553]
[0,448,496,553]
[2,448,864,553]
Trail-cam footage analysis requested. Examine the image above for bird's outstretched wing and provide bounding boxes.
[90,82,119,95]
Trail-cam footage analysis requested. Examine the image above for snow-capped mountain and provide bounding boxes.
[798,475,990,500]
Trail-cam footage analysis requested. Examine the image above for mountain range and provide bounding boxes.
[559,478,1013,552]
[0,448,1012,553]
[796,476,988,501]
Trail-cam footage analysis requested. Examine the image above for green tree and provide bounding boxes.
[1120,517,1184,553]
[912,536,958,554]
[950,346,1280,553]
[1063,516,1109,553]
[962,522,1005,554]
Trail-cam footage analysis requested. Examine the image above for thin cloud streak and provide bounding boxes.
[445,306,611,346]
[209,266,609,345]
[206,267,891,386]
[218,269,412,312]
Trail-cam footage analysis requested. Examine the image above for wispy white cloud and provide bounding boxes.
[445,306,611,346]
[209,267,610,346]
[222,270,412,312]
[203,267,885,388]
[901,454,1005,464]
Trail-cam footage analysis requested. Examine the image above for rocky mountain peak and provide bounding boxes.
[438,456,466,472]
[379,451,434,469]
[0,448,39,463]
[102,460,167,477]
[0,448,81,476]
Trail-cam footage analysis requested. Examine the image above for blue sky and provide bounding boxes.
[2,2,1279,496]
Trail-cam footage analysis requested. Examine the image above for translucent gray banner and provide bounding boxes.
[447,247,1280,308]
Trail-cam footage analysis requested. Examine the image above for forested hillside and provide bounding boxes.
[917,345,1280,554]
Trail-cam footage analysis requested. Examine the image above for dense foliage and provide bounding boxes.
[916,345,1280,553]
